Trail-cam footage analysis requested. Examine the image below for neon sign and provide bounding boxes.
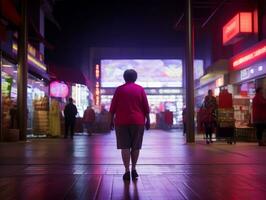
[223,12,253,45]
[95,64,100,79]
[12,43,47,71]
[50,81,69,98]
[231,40,266,70]
[95,64,100,106]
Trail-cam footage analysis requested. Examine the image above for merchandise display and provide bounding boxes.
[216,90,236,143]
[233,98,251,128]
[33,96,49,134]
[217,108,235,128]
[2,96,13,129]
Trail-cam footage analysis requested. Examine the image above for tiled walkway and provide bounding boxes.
[0,130,266,199]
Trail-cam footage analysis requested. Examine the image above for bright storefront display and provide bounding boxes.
[101,89,183,128]
[1,59,18,133]
[71,83,90,117]
[27,74,48,135]
[32,96,49,134]
[69,83,90,133]
[228,40,266,141]
[1,39,50,138]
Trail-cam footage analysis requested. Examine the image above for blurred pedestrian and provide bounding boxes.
[252,87,266,146]
[203,89,217,144]
[100,105,108,114]
[109,69,150,181]
[83,105,96,136]
[9,102,18,129]
[182,107,186,135]
[164,109,173,130]
[64,98,78,139]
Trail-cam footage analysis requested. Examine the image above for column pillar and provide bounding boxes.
[17,0,28,140]
[185,0,195,143]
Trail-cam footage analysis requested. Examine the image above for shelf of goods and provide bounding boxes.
[217,108,236,143]
[217,108,235,128]
[2,96,12,130]
[33,97,49,134]
[233,98,251,128]
[2,96,20,141]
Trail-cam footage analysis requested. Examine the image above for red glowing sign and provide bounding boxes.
[50,81,69,98]
[230,39,266,71]
[239,12,252,32]
[223,12,253,45]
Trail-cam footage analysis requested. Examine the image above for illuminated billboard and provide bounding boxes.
[101,59,183,88]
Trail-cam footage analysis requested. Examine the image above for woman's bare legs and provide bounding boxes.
[121,149,131,172]
[131,149,140,171]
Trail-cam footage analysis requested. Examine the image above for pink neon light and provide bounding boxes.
[50,81,69,98]
[231,40,266,70]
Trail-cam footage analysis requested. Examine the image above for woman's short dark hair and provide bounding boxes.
[69,97,73,103]
[123,69,137,83]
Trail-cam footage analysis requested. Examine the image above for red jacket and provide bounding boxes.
[109,82,149,125]
[252,93,266,123]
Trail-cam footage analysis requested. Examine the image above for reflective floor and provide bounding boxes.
[0,130,266,199]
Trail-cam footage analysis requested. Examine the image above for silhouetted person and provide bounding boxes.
[83,105,95,136]
[252,87,266,146]
[203,89,217,144]
[109,69,150,181]
[64,98,78,139]
[9,103,18,129]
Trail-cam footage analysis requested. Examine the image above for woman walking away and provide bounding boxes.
[109,69,150,181]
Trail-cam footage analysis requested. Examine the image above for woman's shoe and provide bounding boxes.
[123,171,130,181]
[131,170,139,180]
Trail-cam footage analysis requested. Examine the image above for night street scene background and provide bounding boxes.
[1,0,266,199]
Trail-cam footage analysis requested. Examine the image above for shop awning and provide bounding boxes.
[199,59,229,86]
[49,66,90,86]
[205,59,229,74]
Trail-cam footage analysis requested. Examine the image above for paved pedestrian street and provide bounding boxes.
[0,130,266,199]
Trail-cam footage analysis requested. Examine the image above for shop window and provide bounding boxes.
[1,59,18,131]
